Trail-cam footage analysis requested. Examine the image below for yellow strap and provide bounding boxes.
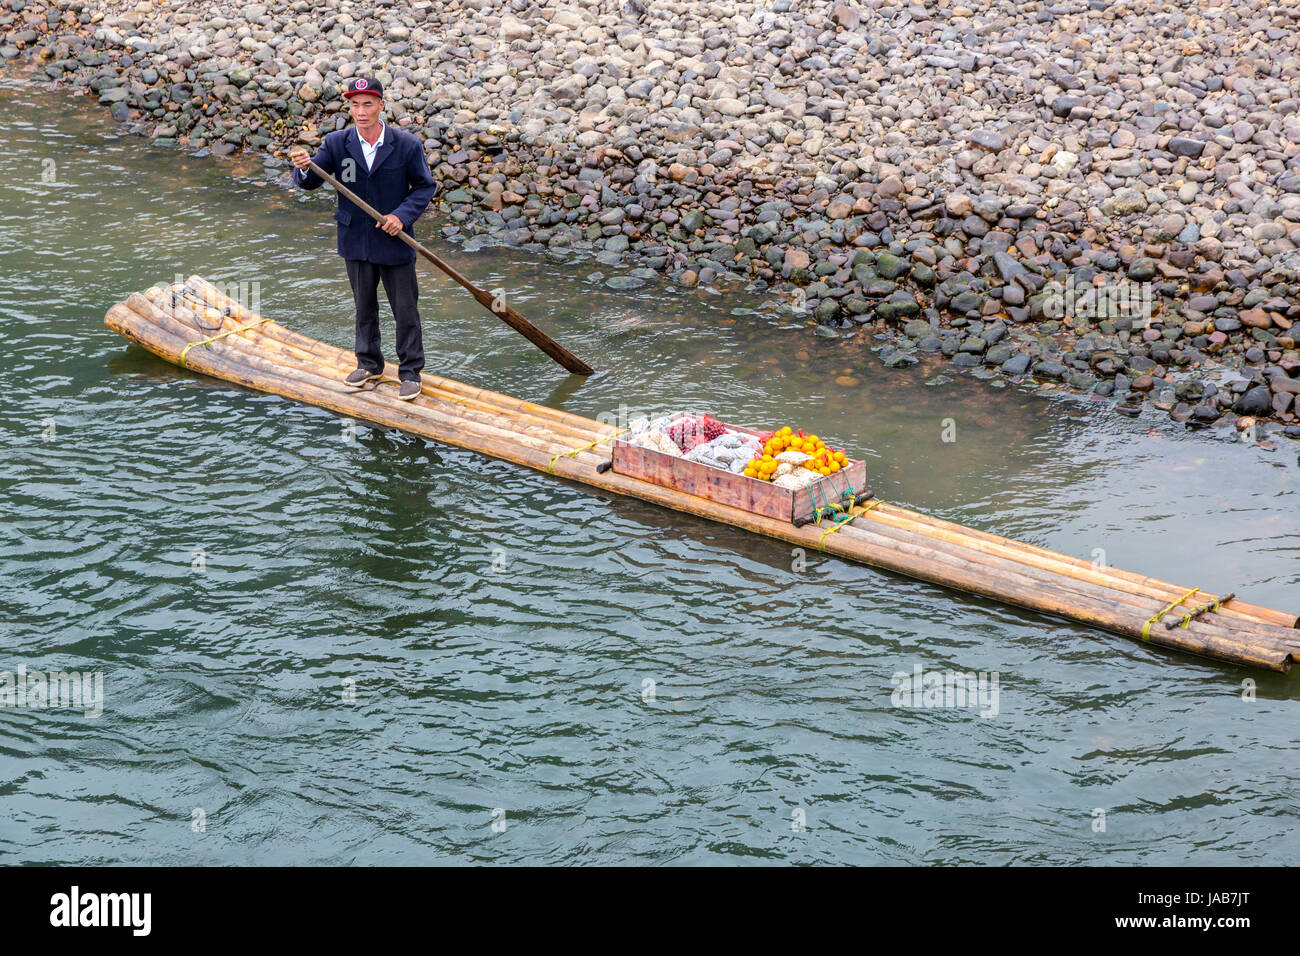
[179,317,273,368]
[1141,586,1200,641]
[1174,596,1227,629]
[548,427,629,473]
[817,498,882,550]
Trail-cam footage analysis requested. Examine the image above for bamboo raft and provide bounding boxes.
[105,276,1300,672]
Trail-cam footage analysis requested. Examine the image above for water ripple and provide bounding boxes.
[0,78,1297,865]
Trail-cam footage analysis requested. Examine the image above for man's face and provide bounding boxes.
[348,94,383,126]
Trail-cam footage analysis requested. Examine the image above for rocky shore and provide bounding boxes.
[5,0,1300,443]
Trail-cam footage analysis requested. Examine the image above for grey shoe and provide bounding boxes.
[398,380,421,401]
[344,368,381,387]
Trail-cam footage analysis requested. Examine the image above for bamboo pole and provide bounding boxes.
[181,321,594,452]
[108,303,611,477]
[826,520,1291,669]
[191,315,602,449]
[862,504,1298,631]
[871,502,1297,630]
[122,291,1298,650]
[830,514,1300,650]
[152,280,603,444]
[121,296,610,467]
[104,295,1299,672]
[181,277,609,439]
[194,266,1291,632]
[130,290,1300,660]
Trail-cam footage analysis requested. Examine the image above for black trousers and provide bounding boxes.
[345,258,424,382]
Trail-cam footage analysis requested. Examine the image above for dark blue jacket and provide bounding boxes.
[295,124,438,265]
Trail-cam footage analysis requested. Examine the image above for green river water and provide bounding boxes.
[1,78,1298,864]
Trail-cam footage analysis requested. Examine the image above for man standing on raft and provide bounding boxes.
[289,77,438,401]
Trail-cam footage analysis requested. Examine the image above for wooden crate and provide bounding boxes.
[611,414,869,524]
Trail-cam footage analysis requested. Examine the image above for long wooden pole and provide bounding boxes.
[297,159,595,377]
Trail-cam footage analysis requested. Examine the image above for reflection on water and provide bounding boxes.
[0,76,1297,866]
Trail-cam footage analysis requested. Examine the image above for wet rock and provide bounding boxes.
[815,300,841,322]
[605,275,645,291]
[985,344,1012,365]
[875,293,918,321]
[992,251,1028,283]
[981,321,1007,345]
[1234,386,1271,415]
[1001,353,1031,375]
[881,348,918,368]
[874,252,910,280]
[1128,258,1157,281]
[783,248,810,276]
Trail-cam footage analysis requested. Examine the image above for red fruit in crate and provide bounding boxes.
[666,417,705,451]
[701,416,726,441]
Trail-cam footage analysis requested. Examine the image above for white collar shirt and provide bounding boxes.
[357,122,385,171]
[295,122,387,182]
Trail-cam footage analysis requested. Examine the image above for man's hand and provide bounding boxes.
[289,147,311,170]
[376,214,403,236]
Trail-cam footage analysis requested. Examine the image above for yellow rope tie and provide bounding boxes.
[547,427,629,473]
[1172,595,1229,629]
[1141,586,1201,641]
[179,317,273,368]
[817,498,882,550]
